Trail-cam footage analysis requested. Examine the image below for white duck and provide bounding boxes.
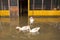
[30,17,34,25]
[29,27,40,33]
[16,25,30,31]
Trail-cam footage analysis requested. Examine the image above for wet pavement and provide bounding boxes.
[0,16,60,40]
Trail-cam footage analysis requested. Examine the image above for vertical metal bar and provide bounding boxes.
[57,0,59,9]
[42,0,44,10]
[1,0,3,10]
[32,0,35,16]
[51,0,52,9]
[33,0,34,10]
[8,0,10,16]
[17,0,19,17]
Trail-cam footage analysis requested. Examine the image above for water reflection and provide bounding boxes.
[0,17,60,40]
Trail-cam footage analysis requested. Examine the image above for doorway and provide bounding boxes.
[19,0,28,26]
[19,0,28,17]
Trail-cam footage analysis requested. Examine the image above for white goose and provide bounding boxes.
[16,26,40,33]
[16,25,30,31]
[29,27,40,33]
[30,17,34,25]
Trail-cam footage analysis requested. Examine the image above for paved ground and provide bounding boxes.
[0,16,60,40]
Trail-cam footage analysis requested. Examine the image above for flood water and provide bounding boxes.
[0,16,60,40]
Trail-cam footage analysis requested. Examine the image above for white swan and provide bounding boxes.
[16,25,30,31]
[29,27,40,33]
[30,17,34,25]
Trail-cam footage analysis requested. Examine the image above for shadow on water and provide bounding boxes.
[0,17,60,40]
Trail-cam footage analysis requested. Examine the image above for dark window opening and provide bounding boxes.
[10,0,17,6]
[0,0,8,10]
[30,0,60,10]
